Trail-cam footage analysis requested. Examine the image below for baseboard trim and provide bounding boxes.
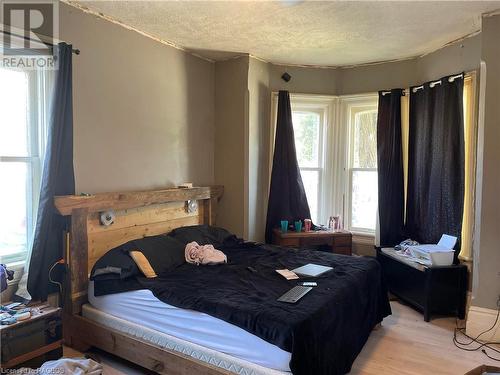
[466,305,500,342]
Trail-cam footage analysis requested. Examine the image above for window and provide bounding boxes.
[270,84,475,242]
[0,67,52,264]
[269,95,335,225]
[270,94,377,230]
[291,109,324,223]
[344,99,378,233]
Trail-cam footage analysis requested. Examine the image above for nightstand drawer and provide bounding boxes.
[275,237,299,247]
[1,307,62,369]
[300,237,332,247]
[271,228,353,256]
[332,235,352,247]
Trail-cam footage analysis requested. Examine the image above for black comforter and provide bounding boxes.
[135,243,391,375]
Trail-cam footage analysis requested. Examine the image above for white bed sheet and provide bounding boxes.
[88,282,291,372]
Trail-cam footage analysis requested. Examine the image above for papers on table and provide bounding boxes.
[407,234,457,266]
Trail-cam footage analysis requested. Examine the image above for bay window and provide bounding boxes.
[271,93,378,233]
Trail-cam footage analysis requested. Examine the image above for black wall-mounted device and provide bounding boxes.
[281,72,291,82]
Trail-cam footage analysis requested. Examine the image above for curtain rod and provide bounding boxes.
[1,30,80,55]
[382,72,470,96]
[410,73,463,94]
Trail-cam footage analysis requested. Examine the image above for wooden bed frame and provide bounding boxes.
[54,185,233,374]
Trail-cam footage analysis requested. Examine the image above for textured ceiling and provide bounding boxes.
[74,1,500,66]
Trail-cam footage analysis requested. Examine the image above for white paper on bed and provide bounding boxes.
[88,282,291,372]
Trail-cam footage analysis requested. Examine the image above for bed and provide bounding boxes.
[55,186,390,375]
[85,281,291,374]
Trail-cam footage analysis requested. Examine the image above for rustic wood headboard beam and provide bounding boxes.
[55,186,223,216]
[56,185,223,315]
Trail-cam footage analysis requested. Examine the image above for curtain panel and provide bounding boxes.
[376,89,405,247]
[459,75,478,261]
[26,43,75,301]
[265,91,311,243]
[406,74,465,262]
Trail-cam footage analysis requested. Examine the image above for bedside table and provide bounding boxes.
[1,304,62,369]
[376,247,467,321]
[272,228,352,255]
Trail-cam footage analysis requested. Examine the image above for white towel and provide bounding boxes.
[21,358,103,375]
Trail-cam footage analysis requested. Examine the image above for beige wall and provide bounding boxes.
[60,3,215,194]
[248,58,271,242]
[473,15,500,310]
[417,34,481,83]
[270,35,481,97]
[339,58,418,95]
[269,64,340,95]
[214,57,249,238]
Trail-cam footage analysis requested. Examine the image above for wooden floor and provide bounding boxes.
[64,301,499,375]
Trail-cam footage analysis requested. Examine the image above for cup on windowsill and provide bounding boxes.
[280,220,289,233]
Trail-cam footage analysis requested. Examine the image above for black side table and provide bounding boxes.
[376,247,468,322]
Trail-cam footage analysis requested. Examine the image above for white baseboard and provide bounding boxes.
[466,305,500,342]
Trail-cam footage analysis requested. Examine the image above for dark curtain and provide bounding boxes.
[265,91,311,243]
[27,43,75,301]
[377,89,405,247]
[406,74,464,260]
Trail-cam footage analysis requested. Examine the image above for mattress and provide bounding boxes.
[87,281,291,374]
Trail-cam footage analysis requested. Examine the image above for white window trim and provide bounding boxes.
[341,94,379,235]
[269,92,378,236]
[0,67,52,265]
[269,93,337,224]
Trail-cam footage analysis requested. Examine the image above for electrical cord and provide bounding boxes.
[453,302,500,362]
[460,302,499,345]
[482,349,500,362]
[48,259,64,296]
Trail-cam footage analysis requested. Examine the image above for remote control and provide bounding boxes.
[300,282,317,287]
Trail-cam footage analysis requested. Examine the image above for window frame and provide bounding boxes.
[291,106,324,224]
[340,95,379,235]
[269,94,337,225]
[0,67,51,264]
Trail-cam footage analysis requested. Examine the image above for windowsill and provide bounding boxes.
[4,261,25,285]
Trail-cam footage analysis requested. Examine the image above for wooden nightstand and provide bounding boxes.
[1,304,63,369]
[272,228,352,255]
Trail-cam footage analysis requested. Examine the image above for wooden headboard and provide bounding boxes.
[55,186,223,314]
